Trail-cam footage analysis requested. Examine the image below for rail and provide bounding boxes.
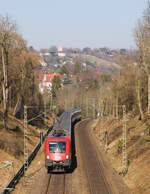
[1,126,53,194]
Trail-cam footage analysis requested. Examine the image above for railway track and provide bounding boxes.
[45,173,66,194]
[43,120,111,194]
[44,174,51,194]
[44,120,111,194]
[25,119,113,194]
[77,120,111,194]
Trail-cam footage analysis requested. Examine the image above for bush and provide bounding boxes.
[0,124,4,130]
[117,139,123,154]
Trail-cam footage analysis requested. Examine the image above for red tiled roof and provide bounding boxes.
[39,73,64,82]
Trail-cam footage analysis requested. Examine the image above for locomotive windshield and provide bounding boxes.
[49,141,66,153]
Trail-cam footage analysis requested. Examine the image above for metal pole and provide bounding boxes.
[66,99,68,110]
[122,105,127,173]
[50,92,52,111]
[44,101,47,126]
[101,101,104,135]
[24,105,28,184]
[98,100,100,117]
[116,94,119,119]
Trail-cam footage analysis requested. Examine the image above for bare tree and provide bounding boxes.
[0,15,25,129]
[134,20,145,119]
[134,1,150,116]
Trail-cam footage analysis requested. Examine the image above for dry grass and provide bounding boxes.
[0,131,24,158]
[0,110,53,192]
[93,113,150,193]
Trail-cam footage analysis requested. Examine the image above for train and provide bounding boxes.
[45,108,81,172]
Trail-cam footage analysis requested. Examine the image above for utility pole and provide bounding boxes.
[122,105,127,173]
[116,94,119,119]
[100,100,104,135]
[50,92,53,112]
[24,105,28,184]
[98,100,100,117]
[44,101,47,126]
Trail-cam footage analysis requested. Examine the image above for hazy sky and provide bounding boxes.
[0,0,147,50]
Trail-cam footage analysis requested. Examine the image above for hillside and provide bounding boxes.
[70,53,119,74]
[0,111,53,192]
[92,113,150,193]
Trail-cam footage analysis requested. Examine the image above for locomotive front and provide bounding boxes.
[45,136,71,171]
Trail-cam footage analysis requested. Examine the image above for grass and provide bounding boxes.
[71,53,118,68]
[0,124,4,130]
[0,132,24,158]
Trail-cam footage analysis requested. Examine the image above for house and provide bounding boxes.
[58,51,66,57]
[50,51,58,56]
[58,45,66,57]
[39,52,50,56]
[43,52,50,56]
[39,73,64,94]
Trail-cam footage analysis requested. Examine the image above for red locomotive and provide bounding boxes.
[45,130,71,171]
[45,108,81,172]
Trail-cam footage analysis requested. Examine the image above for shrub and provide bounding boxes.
[117,139,123,154]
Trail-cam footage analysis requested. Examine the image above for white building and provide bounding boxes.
[58,45,66,57]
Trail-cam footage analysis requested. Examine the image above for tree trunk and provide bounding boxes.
[2,48,9,130]
[137,80,144,120]
[113,104,115,118]
[148,74,150,114]
[13,97,21,116]
[116,93,119,119]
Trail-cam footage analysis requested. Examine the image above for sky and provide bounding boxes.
[0,0,148,50]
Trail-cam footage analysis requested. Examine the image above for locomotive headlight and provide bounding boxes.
[46,155,50,159]
[66,155,69,159]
